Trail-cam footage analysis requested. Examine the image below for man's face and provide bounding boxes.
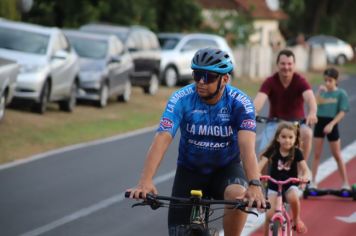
[192,70,223,98]
[277,55,295,78]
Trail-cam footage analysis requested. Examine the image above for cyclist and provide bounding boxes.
[258,122,310,235]
[128,48,266,236]
[311,68,350,189]
[254,49,318,161]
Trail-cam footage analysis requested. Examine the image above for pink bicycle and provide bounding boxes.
[260,175,309,236]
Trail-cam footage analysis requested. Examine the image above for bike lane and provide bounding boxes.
[250,156,356,236]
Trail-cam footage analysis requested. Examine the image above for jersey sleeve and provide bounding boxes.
[156,91,183,137]
[235,94,257,133]
[338,89,350,112]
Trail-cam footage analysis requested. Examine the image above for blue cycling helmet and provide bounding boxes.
[191,48,233,74]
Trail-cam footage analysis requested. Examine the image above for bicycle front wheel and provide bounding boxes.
[272,221,283,236]
[209,228,219,236]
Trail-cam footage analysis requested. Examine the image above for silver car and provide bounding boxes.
[158,33,236,87]
[0,20,79,114]
[307,35,354,65]
[64,30,134,107]
[0,58,19,121]
[80,23,161,95]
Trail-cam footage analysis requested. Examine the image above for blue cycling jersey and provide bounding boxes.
[157,83,256,174]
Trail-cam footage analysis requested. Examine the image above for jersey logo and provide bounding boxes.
[160,117,173,130]
[218,107,230,121]
[240,119,256,129]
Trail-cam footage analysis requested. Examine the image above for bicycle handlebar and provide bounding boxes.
[260,175,310,185]
[125,191,271,210]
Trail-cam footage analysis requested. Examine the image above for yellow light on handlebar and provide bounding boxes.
[190,190,203,197]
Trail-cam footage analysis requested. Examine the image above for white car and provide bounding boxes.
[307,35,354,65]
[158,33,236,87]
[0,20,80,113]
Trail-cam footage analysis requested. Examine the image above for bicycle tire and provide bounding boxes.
[272,221,283,236]
[208,228,219,236]
[171,224,209,236]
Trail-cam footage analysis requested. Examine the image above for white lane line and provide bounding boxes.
[19,170,176,236]
[220,139,356,236]
[0,126,157,171]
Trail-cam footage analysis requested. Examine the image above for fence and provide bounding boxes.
[232,45,327,80]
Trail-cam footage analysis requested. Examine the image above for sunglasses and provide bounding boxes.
[192,70,221,84]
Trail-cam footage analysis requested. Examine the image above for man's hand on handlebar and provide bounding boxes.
[126,179,157,199]
[243,185,267,209]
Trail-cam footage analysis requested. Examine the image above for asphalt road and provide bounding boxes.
[0,75,355,236]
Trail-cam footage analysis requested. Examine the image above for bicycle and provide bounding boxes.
[260,175,309,236]
[125,190,271,236]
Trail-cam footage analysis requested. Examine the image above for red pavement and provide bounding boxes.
[251,157,356,236]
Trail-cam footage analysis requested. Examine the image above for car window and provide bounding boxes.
[324,37,338,44]
[67,36,108,59]
[159,37,180,50]
[182,38,218,51]
[308,36,325,44]
[0,26,49,55]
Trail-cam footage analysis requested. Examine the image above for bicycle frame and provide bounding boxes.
[260,176,306,236]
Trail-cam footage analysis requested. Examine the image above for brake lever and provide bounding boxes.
[239,207,258,217]
[131,202,149,208]
[131,199,163,210]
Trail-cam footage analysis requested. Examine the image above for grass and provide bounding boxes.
[0,63,354,164]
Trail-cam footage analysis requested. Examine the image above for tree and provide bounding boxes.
[280,0,356,45]
[0,0,20,20]
[155,0,202,32]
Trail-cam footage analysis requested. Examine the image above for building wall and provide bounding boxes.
[249,19,285,48]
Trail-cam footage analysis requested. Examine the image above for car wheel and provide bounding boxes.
[96,82,109,108]
[144,73,159,95]
[118,80,131,102]
[59,82,77,112]
[0,92,6,121]
[335,55,347,65]
[164,66,178,88]
[33,81,49,114]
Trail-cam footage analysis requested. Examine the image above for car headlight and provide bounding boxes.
[20,64,46,74]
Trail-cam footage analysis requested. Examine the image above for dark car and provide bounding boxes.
[64,30,133,107]
[80,23,161,95]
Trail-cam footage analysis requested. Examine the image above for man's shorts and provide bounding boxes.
[168,160,247,229]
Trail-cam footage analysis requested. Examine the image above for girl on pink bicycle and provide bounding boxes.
[258,122,310,235]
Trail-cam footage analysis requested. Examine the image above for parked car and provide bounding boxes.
[157,33,236,87]
[64,30,133,107]
[307,35,354,65]
[0,20,79,114]
[80,23,161,95]
[0,58,19,121]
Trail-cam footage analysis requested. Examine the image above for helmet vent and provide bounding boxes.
[205,56,214,64]
[201,52,208,62]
